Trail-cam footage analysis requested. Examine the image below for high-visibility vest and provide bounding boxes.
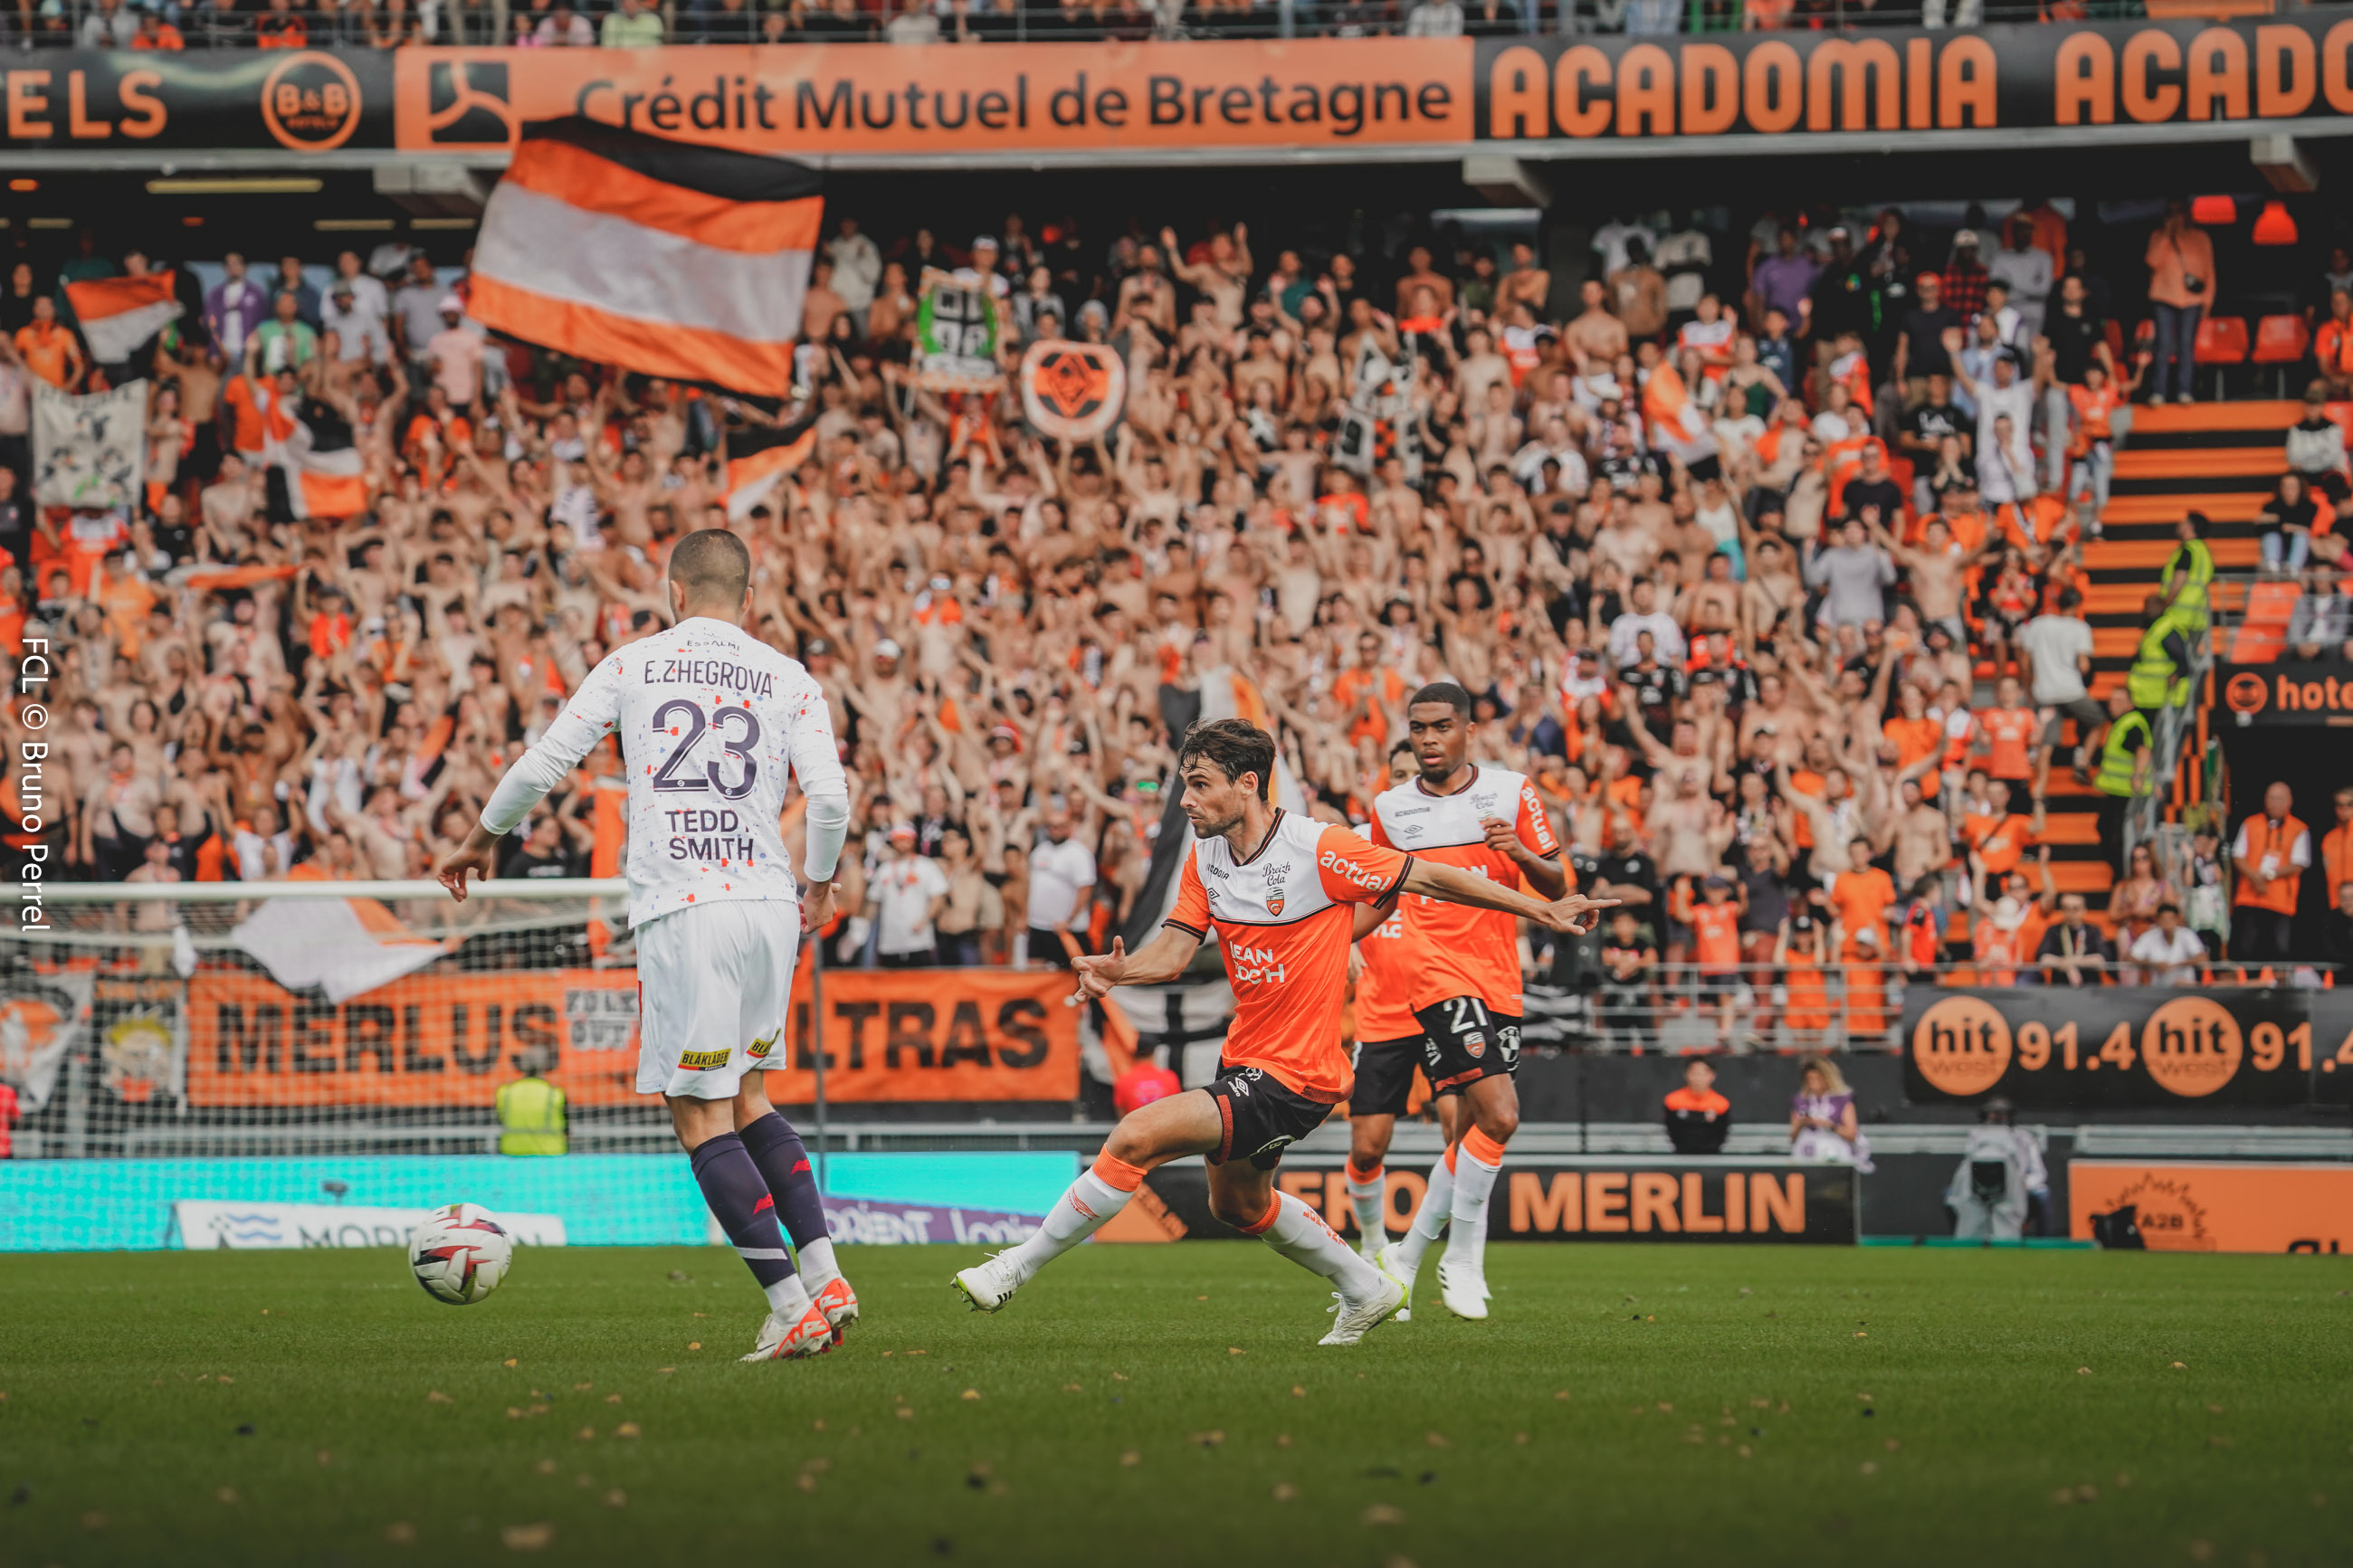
[2095,709,2152,798]
[2127,610,2196,709]
[496,1076,568,1156]
[2164,537,2215,622]
[2234,813,2308,917]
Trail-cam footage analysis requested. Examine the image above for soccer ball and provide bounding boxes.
[408,1202,513,1306]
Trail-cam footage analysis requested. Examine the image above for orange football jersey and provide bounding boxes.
[1369,765,1559,1015]
[1165,809,1413,1103]
[1351,898,1421,1042]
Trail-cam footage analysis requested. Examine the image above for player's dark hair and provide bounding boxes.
[1177,718,1274,802]
[1387,740,1416,763]
[668,527,752,608]
[1409,682,1473,718]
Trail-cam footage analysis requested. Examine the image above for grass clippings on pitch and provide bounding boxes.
[0,1243,2348,1566]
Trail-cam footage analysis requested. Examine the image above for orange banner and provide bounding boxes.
[767,966,1079,1104]
[2070,1161,2353,1255]
[395,41,1472,157]
[186,965,1078,1107]
[187,969,641,1108]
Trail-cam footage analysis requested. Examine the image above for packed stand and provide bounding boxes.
[0,191,2339,1050]
[1,0,2152,49]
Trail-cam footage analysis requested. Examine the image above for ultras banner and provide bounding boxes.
[1474,15,2353,145]
[1902,986,2353,1110]
[0,49,391,153]
[186,965,1077,1107]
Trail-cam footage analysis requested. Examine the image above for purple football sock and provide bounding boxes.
[740,1111,828,1252]
[689,1132,799,1302]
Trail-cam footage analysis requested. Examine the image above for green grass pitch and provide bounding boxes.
[2,1244,2348,1567]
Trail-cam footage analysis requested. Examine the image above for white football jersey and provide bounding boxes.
[492,616,844,926]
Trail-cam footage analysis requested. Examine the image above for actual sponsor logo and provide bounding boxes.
[1318,849,1388,890]
[2224,671,2269,716]
[2139,996,2242,1098]
[744,1028,780,1061]
[1910,994,2012,1097]
[261,52,365,153]
[679,1048,732,1071]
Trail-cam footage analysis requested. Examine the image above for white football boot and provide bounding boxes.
[952,1253,1024,1313]
[1318,1273,1406,1346]
[1435,1257,1489,1321]
[741,1302,835,1362]
[1375,1240,1420,1321]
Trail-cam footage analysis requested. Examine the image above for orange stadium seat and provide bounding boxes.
[2196,316,2249,401]
[2228,579,2302,662]
[2251,315,2310,397]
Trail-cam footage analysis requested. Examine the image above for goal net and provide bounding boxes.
[0,879,661,1161]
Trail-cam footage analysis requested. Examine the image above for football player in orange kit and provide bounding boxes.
[951,719,1614,1345]
[1344,742,1443,1261]
[1368,684,1572,1321]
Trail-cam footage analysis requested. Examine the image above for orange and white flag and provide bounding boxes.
[64,271,183,363]
[470,117,821,396]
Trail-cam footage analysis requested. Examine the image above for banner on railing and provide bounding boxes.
[0,49,392,153]
[2217,662,2353,727]
[1127,1159,1855,1244]
[13,24,2353,163]
[1474,16,2353,147]
[2070,1160,2353,1254]
[1902,985,2353,1109]
[392,41,1469,157]
[185,965,1077,1107]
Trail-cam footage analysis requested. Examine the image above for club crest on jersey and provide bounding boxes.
[1463,1031,1487,1058]
[1265,895,1284,917]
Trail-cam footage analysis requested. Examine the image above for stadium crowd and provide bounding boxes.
[2,195,2345,1049]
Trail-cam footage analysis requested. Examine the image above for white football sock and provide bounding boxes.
[795,1235,842,1292]
[1345,1166,1386,1256]
[762,1272,814,1316]
[1002,1169,1132,1284]
[1443,1141,1504,1269]
[1396,1150,1455,1270]
[1259,1191,1384,1298]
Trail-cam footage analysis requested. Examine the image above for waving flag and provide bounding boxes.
[64,271,184,363]
[262,394,367,522]
[470,117,821,396]
[721,415,817,522]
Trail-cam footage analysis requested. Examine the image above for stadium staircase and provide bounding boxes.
[2050,399,2293,903]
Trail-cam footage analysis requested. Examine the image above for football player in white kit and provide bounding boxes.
[438,530,856,1363]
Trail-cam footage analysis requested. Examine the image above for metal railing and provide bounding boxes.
[3,0,2144,49]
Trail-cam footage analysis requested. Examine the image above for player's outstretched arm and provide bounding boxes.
[441,657,626,902]
[1398,859,1617,936]
[1070,927,1199,1003]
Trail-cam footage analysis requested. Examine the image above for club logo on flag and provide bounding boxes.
[1019,340,1127,443]
[261,52,365,153]
[425,60,513,147]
